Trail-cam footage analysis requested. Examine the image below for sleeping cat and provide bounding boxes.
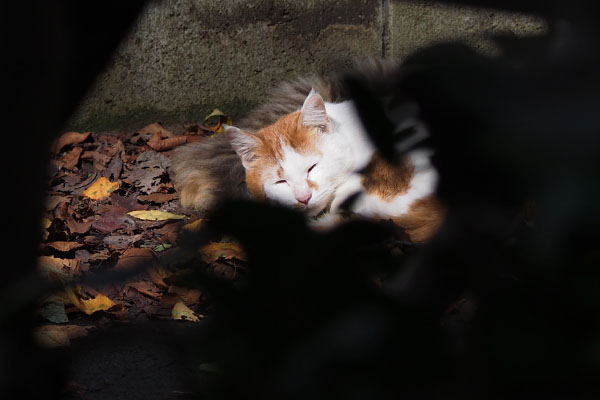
[172,62,445,242]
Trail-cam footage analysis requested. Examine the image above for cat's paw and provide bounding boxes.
[309,212,346,231]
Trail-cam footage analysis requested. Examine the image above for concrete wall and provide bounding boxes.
[68,0,546,132]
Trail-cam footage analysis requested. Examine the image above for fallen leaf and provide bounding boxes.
[65,216,93,235]
[128,210,186,221]
[200,242,245,262]
[91,207,134,234]
[33,326,71,348]
[52,131,91,153]
[52,172,98,194]
[103,234,143,250]
[147,133,188,151]
[171,302,203,322]
[41,218,52,240]
[110,193,146,211]
[156,223,180,244]
[81,150,112,171]
[128,281,162,299]
[45,195,72,211]
[82,177,119,200]
[38,256,81,280]
[44,241,84,252]
[138,192,179,204]
[38,300,69,323]
[153,243,172,252]
[65,287,117,315]
[114,247,155,272]
[33,325,94,348]
[147,266,170,289]
[104,146,123,180]
[63,147,83,170]
[183,219,204,232]
[204,109,232,133]
[121,151,170,194]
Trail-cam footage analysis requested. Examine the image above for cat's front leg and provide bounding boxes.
[329,173,366,214]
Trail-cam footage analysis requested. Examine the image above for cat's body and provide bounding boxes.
[172,61,445,242]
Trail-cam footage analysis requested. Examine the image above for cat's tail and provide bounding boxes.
[171,133,249,212]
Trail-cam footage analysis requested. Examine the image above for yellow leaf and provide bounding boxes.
[41,218,52,240]
[65,287,117,315]
[128,210,186,221]
[172,301,203,322]
[204,109,233,133]
[83,177,119,200]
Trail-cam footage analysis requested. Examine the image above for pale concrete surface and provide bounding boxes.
[68,0,545,132]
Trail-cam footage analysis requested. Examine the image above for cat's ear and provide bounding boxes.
[300,88,331,133]
[224,125,260,169]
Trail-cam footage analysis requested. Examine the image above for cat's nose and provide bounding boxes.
[296,193,312,205]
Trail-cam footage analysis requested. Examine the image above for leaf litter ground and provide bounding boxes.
[39,120,245,346]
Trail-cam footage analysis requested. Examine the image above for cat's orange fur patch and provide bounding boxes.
[362,154,414,201]
[392,195,446,243]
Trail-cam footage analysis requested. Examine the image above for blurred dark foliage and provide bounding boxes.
[185,2,600,399]
[3,1,600,399]
[0,2,148,399]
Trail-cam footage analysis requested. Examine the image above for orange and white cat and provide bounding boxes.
[222,89,444,242]
[173,63,445,242]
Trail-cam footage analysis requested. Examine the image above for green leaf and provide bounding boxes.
[153,243,173,252]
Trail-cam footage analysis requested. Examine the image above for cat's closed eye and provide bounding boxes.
[307,163,317,175]
[275,179,287,184]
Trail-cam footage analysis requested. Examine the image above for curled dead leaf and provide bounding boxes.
[204,109,232,133]
[147,133,187,151]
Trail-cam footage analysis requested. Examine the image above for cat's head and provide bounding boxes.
[224,90,341,216]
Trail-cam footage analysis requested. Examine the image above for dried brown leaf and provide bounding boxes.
[63,147,83,170]
[52,131,91,153]
[44,241,84,252]
[114,248,155,272]
[65,216,93,235]
[147,133,187,151]
[38,256,81,279]
[128,281,162,299]
[138,193,179,204]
